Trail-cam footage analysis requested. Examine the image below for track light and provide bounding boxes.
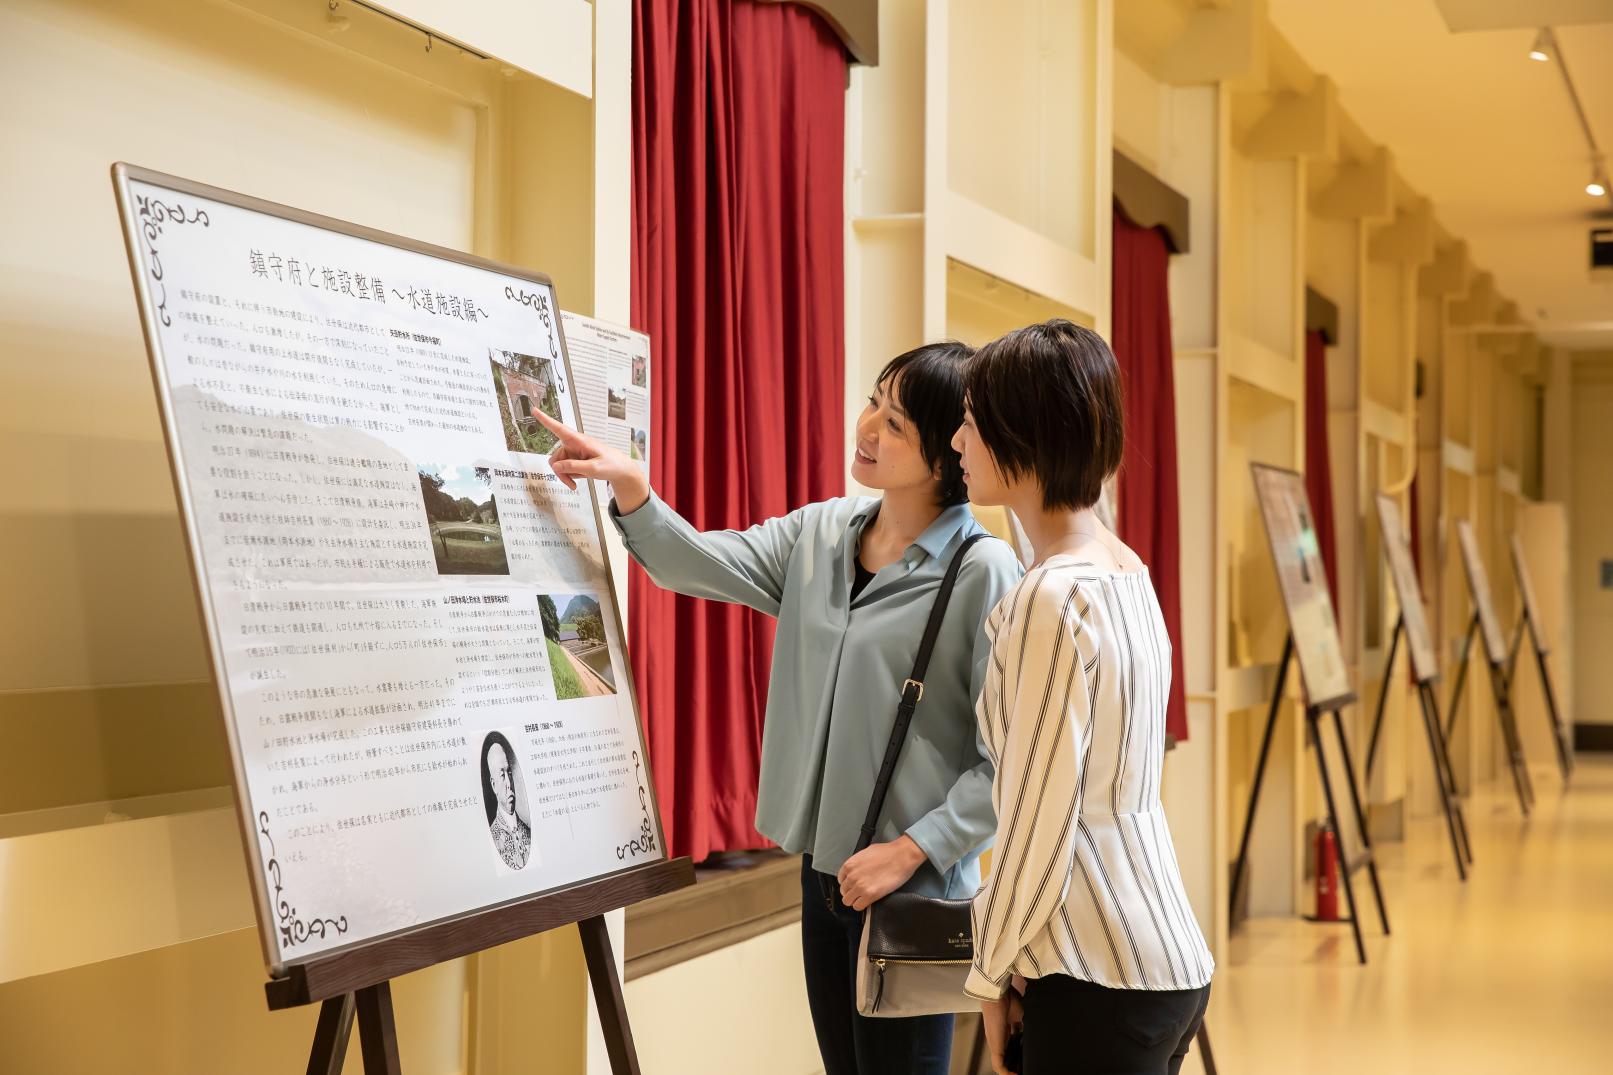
[1529,28,1552,62]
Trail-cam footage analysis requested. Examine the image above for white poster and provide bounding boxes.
[1509,534,1549,655]
[1456,519,1509,667]
[1251,464,1354,708]
[113,166,664,973]
[1375,493,1439,684]
[561,311,651,470]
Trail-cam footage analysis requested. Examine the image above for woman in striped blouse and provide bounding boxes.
[952,320,1214,1075]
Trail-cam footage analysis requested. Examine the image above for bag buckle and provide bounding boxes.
[902,678,925,702]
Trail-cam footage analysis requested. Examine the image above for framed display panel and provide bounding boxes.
[1250,464,1355,710]
[1455,519,1508,667]
[111,164,671,978]
[1374,493,1439,683]
[1509,533,1550,655]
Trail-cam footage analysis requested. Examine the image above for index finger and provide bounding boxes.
[532,408,587,448]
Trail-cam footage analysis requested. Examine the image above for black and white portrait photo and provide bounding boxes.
[479,730,533,872]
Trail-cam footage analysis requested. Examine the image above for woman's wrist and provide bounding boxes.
[612,475,651,515]
[897,833,930,871]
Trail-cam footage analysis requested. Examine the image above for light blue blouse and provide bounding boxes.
[611,493,1023,897]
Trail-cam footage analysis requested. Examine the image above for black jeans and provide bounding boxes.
[799,855,954,1075]
[1021,973,1210,1075]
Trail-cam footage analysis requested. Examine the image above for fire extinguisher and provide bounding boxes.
[1315,824,1341,921]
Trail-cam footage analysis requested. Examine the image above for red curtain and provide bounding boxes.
[1304,328,1340,608]
[631,0,847,861]
[1111,209,1189,743]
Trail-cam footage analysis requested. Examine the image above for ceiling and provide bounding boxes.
[1269,0,1613,351]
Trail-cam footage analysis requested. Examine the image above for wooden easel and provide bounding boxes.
[1228,636,1391,965]
[1505,614,1573,782]
[1444,611,1534,815]
[1505,539,1574,783]
[279,858,695,1074]
[1364,614,1473,878]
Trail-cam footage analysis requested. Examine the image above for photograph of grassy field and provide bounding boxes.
[537,592,617,700]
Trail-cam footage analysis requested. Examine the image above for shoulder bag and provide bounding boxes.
[854,532,986,1018]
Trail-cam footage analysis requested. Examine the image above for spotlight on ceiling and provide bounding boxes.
[1529,28,1552,62]
[1590,176,1608,198]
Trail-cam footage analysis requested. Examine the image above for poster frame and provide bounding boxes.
[1373,492,1440,684]
[1249,463,1356,713]
[111,162,683,984]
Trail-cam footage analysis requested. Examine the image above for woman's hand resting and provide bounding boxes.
[980,986,1025,1075]
[836,834,928,912]
[532,410,651,513]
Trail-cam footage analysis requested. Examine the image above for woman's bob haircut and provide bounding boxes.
[963,319,1124,511]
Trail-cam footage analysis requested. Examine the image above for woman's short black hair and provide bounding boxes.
[964,319,1124,511]
[480,731,517,825]
[876,341,975,507]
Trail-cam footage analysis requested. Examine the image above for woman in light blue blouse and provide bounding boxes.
[536,343,1021,1075]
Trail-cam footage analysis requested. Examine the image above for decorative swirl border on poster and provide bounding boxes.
[503,285,565,364]
[257,811,349,950]
[134,194,210,327]
[615,751,658,861]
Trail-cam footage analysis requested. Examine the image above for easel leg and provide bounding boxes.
[355,982,403,1075]
[1535,645,1574,782]
[306,993,356,1075]
[1309,708,1368,965]
[579,914,643,1075]
[1489,664,1533,816]
[1229,637,1292,925]
[1445,614,1480,744]
[1415,684,1469,879]
[1422,683,1474,864]
[1195,1023,1218,1075]
[1365,616,1402,780]
[1327,708,1390,936]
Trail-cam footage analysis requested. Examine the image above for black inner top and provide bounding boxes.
[850,559,876,603]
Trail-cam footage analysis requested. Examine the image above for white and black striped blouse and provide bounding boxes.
[965,558,1214,998]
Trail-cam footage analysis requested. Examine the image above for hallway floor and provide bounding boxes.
[1193,754,1613,1074]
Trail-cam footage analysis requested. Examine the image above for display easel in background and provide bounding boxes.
[1230,465,1390,966]
[1363,495,1471,879]
[1445,520,1533,815]
[1507,535,1574,783]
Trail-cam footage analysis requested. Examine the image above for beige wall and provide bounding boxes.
[0,0,622,1071]
[0,1,1588,1071]
[1569,358,1613,731]
[626,925,821,1075]
[0,0,481,790]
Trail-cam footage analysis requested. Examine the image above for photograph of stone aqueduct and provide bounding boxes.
[490,349,563,455]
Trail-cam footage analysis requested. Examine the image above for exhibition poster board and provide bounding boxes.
[1374,493,1440,683]
[1455,519,1509,667]
[1509,534,1550,654]
[112,164,666,976]
[560,311,651,472]
[1251,464,1355,710]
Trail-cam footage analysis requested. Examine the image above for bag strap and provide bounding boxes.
[855,532,989,854]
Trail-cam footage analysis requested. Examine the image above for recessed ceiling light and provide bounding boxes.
[1590,178,1608,198]
[1529,28,1552,62]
